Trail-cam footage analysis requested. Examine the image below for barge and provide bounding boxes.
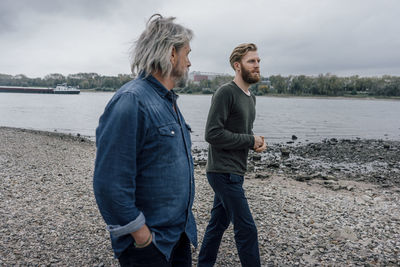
[0,83,80,94]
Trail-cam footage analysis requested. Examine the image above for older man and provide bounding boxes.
[93,14,196,267]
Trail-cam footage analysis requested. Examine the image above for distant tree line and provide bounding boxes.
[266,74,400,97]
[1,72,399,97]
[0,73,133,91]
[178,73,400,97]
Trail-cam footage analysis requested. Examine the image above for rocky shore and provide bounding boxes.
[0,127,399,266]
[193,137,400,187]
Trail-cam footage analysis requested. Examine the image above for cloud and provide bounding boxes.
[0,0,399,77]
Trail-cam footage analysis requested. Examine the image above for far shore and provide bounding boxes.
[79,89,400,101]
[255,93,400,101]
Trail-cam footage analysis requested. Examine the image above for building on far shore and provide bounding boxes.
[188,71,231,84]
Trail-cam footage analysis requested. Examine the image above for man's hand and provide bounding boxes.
[254,135,264,150]
[254,135,267,153]
[255,142,267,153]
[131,224,152,247]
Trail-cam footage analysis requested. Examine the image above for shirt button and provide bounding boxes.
[171,131,175,135]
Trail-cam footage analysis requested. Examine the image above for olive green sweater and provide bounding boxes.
[205,81,256,176]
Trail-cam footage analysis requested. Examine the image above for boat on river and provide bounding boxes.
[54,83,80,94]
[0,83,80,94]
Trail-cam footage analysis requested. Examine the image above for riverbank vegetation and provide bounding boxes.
[1,72,399,97]
[180,73,400,97]
[0,73,132,92]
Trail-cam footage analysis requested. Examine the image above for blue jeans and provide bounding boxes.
[119,233,191,267]
[198,172,260,267]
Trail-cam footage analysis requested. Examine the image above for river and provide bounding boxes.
[0,92,399,146]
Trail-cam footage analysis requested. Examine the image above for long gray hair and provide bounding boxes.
[130,14,193,77]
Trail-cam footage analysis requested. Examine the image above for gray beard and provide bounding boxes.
[175,71,188,88]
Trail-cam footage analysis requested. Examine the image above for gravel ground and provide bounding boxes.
[1,127,399,266]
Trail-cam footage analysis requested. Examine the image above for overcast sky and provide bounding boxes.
[1,0,399,78]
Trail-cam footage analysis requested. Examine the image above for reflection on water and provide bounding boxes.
[0,92,399,146]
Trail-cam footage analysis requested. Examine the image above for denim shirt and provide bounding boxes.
[93,73,197,260]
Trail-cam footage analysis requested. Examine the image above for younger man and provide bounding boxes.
[198,43,266,267]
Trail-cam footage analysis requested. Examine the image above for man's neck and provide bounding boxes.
[233,75,250,93]
[152,71,175,91]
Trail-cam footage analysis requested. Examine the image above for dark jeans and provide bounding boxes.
[119,233,191,267]
[198,172,260,267]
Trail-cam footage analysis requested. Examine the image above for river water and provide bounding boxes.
[0,92,399,146]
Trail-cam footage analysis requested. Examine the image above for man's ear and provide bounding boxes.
[234,62,240,72]
[170,46,177,65]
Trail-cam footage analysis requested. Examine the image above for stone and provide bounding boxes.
[295,175,310,182]
[281,149,290,157]
[268,162,280,168]
[331,227,358,241]
[345,185,354,191]
[253,155,262,161]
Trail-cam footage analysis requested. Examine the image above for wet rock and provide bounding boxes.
[255,173,270,179]
[284,162,292,167]
[323,179,337,186]
[295,175,311,182]
[195,160,207,166]
[253,155,262,161]
[281,148,290,157]
[267,162,280,168]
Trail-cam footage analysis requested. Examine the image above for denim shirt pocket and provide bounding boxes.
[228,173,244,183]
[158,124,178,137]
[156,123,181,164]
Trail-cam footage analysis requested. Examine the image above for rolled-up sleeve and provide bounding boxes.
[106,213,145,238]
[93,92,146,237]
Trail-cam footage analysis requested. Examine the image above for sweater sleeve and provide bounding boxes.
[205,87,254,149]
